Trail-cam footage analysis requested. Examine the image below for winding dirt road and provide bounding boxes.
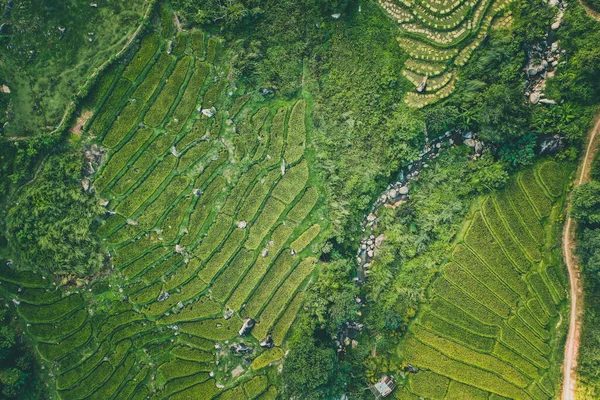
[562,116,600,400]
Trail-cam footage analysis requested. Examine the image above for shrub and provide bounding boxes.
[251,347,285,371]
[283,100,306,164]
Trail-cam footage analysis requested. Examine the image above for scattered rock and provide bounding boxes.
[331,13,341,19]
[530,92,541,105]
[202,107,217,117]
[539,98,557,105]
[157,292,170,302]
[237,220,247,229]
[230,343,253,355]
[239,318,255,336]
[261,248,269,258]
[551,21,561,30]
[399,186,409,195]
[260,336,274,349]
[224,308,234,320]
[367,213,377,222]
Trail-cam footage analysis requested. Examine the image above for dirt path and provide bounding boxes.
[579,0,600,20]
[562,115,600,400]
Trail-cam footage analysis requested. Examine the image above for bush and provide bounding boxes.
[571,181,600,225]
[7,153,105,276]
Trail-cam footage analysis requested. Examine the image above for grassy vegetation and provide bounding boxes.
[0,6,328,396]
[389,161,570,398]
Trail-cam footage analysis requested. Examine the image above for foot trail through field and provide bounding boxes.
[562,115,600,400]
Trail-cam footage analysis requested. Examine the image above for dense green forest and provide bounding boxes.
[1,0,600,398]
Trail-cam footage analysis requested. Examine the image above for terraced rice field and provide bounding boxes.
[0,10,324,399]
[379,0,515,107]
[395,161,569,399]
